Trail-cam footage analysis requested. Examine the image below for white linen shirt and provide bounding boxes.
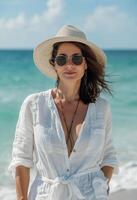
[8,88,119,200]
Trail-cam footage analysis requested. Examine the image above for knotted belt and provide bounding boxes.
[41,167,100,200]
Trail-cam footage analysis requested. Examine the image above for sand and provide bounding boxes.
[109,189,137,200]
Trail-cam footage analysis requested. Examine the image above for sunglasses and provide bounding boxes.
[54,54,84,66]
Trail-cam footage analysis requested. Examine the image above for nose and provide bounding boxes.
[65,64,74,71]
[65,57,73,67]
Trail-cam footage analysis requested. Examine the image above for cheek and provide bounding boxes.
[78,67,86,76]
[54,66,61,74]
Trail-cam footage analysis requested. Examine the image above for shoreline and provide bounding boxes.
[109,188,137,200]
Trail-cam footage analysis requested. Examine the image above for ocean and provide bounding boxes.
[0,49,137,199]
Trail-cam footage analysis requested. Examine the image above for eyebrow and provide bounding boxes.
[58,53,82,56]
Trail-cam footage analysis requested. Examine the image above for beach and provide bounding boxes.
[110,189,137,200]
[1,186,137,200]
[0,49,137,199]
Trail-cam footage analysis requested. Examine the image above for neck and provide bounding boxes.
[56,81,80,102]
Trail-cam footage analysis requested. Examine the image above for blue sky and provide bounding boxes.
[0,0,137,49]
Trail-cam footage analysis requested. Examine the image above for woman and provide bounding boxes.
[8,25,119,200]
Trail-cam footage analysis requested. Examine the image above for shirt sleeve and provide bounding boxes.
[8,95,34,178]
[100,102,119,174]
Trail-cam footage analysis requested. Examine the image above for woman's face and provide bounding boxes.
[54,42,87,82]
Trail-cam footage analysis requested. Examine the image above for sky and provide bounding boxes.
[0,0,137,49]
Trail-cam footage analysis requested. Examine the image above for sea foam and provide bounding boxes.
[110,161,137,193]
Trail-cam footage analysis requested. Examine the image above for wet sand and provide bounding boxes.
[109,189,137,200]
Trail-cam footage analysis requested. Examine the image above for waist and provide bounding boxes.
[41,166,100,184]
[38,167,100,200]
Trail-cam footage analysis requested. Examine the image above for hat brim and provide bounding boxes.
[33,36,107,79]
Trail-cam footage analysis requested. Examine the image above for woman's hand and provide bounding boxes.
[101,166,114,183]
[101,166,114,196]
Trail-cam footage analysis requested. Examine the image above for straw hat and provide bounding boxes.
[33,25,106,79]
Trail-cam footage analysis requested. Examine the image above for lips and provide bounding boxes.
[64,72,76,75]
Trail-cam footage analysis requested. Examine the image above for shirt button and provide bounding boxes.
[73,149,76,152]
[67,169,69,172]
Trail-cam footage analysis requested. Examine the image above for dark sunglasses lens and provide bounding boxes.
[55,56,66,66]
[72,55,83,65]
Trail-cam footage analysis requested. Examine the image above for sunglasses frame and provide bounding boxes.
[54,54,85,66]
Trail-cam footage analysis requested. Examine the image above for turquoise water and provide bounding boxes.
[0,50,137,197]
[106,50,137,162]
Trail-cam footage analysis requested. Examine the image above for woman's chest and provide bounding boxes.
[56,102,88,140]
[32,102,106,158]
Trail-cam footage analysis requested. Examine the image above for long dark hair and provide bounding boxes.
[49,41,113,104]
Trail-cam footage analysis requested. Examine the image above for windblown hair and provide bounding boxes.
[49,41,113,104]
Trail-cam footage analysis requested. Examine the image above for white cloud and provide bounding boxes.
[31,0,64,27]
[0,13,26,30]
[84,6,137,48]
[0,0,64,48]
[84,6,129,32]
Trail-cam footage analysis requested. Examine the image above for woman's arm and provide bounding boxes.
[15,166,30,200]
[100,102,119,175]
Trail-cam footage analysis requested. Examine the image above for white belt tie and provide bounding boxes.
[42,167,100,200]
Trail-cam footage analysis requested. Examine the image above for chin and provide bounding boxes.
[61,77,82,83]
[63,73,83,79]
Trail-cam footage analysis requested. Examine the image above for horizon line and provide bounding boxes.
[0,48,137,51]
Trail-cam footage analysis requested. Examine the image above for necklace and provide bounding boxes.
[56,89,80,154]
